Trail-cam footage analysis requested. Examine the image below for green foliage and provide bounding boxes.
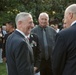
[0,0,76,25]
[0,0,26,25]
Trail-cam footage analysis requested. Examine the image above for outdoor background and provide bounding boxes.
[0,0,76,75]
[0,0,76,26]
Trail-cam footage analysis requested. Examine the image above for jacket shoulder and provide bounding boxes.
[32,25,39,30]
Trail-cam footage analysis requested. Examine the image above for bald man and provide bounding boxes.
[52,4,76,75]
[32,12,56,75]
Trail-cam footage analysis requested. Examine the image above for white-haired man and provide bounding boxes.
[6,12,34,75]
[32,12,56,75]
[52,4,76,75]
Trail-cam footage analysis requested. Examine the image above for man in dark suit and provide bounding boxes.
[32,12,56,75]
[6,12,34,75]
[29,33,41,75]
[52,4,76,75]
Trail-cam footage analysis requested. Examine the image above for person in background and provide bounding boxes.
[32,12,56,75]
[2,21,15,63]
[50,24,55,29]
[53,24,60,33]
[6,12,34,75]
[52,4,76,75]
[0,26,3,63]
[2,24,7,37]
[62,19,67,29]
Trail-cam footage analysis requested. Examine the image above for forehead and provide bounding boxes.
[41,15,48,18]
[6,23,11,26]
[23,16,33,24]
[26,16,33,21]
[39,15,48,20]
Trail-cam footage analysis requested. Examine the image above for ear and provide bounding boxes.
[69,12,73,19]
[17,21,22,28]
[18,21,22,25]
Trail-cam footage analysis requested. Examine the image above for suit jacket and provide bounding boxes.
[29,33,41,73]
[52,23,76,75]
[31,25,56,60]
[6,30,34,75]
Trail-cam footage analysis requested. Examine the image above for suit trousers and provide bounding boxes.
[40,58,53,75]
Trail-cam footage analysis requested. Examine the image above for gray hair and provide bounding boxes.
[15,12,32,26]
[65,4,76,15]
[39,12,49,21]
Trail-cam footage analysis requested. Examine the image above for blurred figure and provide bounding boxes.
[52,4,76,75]
[62,19,67,29]
[5,22,15,33]
[50,24,55,29]
[2,25,7,37]
[63,23,67,29]
[0,26,3,63]
[32,12,56,75]
[2,21,15,63]
[6,12,34,75]
[54,24,60,33]
[2,21,15,74]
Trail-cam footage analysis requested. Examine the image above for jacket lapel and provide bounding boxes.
[24,38,34,63]
[15,30,34,63]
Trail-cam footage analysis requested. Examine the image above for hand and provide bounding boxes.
[3,57,6,63]
[34,67,38,73]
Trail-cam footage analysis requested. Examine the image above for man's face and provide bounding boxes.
[21,16,34,35]
[6,23,11,32]
[38,15,49,27]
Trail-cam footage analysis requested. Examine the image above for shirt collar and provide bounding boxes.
[16,29,27,39]
[71,20,76,26]
[27,34,30,38]
[38,25,48,30]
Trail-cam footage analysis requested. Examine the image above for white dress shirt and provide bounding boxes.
[71,20,76,26]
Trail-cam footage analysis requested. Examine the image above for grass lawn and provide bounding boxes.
[0,63,7,75]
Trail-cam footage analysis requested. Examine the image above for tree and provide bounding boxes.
[0,0,76,25]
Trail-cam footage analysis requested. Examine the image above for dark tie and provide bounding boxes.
[43,28,49,60]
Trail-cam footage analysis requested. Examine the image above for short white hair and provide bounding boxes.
[39,12,49,21]
[15,12,32,26]
[65,4,76,15]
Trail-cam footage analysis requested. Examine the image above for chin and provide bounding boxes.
[27,31,30,35]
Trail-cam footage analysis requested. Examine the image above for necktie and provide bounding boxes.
[25,37,29,44]
[43,28,49,60]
